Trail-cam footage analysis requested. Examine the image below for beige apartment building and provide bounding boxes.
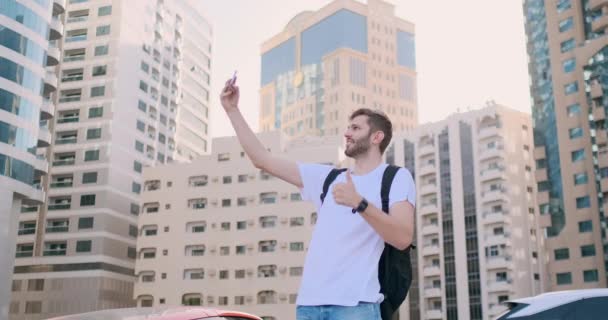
[135,104,544,320]
[523,0,608,290]
[9,0,213,319]
[259,0,417,138]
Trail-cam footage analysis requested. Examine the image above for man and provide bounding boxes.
[220,79,415,320]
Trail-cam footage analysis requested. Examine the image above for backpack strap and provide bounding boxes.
[320,168,347,204]
[381,165,416,249]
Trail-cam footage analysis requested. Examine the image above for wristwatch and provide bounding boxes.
[352,198,369,214]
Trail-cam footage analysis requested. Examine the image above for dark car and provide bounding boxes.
[497,289,608,319]
[45,307,262,320]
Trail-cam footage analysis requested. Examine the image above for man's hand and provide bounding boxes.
[220,79,239,112]
[332,170,362,209]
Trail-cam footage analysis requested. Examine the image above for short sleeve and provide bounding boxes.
[388,167,416,208]
[298,162,334,208]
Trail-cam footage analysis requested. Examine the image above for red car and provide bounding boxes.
[45,307,262,320]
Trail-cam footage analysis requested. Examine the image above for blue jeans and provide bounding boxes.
[296,302,381,320]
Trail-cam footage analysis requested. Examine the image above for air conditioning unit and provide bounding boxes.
[248,196,255,202]
[247,244,254,250]
[280,242,288,249]
[279,293,287,301]
[209,245,217,254]
[208,269,217,277]
[246,268,254,275]
[248,174,256,179]
[245,295,253,302]
[212,177,219,183]
[247,219,254,226]
[280,217,288,224]
[281,193,288,200]
[207,296,215,304]
[279,267,287,274]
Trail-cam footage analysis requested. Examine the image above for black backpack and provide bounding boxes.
[320,165,414,320]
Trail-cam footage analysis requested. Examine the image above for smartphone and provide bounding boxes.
[230,70,237,85]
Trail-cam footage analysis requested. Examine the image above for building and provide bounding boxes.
[259,0,417,138]
[1,0,64,317]
[135,132,346,320]
[523,0,608,290]
[135,104,544,320]
[389,103,546,320]
[9,0,212,319]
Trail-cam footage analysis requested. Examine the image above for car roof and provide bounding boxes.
[506,288,608,318]
[45,307,262,320]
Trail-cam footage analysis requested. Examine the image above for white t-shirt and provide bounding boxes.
[295,162,416,306]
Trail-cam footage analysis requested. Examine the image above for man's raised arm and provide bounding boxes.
[220,79,303,188]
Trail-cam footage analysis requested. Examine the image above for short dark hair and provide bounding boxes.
[349,108,393,154]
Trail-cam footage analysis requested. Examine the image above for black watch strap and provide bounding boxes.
[352,198,369,214]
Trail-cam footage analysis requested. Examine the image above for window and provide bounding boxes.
[94,45,109,56]
[136,120,145,132]
[237,221,247,230]
[235,270,245,279]
[554,248,569,260]
[86,128,102,139]
[220,270,229,279]
[222,199,231,207]
[80,194,96,206]
[236,245,246,255]
[238,174,248,183]
[132,182,141,194]
[129,225,138,237]
[221,222,230,231]
[130,204,140,215]
[92,65,106,76]
[584,269,599,282]
[558,17,573,32]
[581,244,596,257]
[564,81,578,95]
[290,242,304,251]
[560,38,575,53]
[562,58,575,73]
[76,240,92,252]
[578,220,593,233]
[571,149,585,162]
[498,295,509,304]
[290,267,303,276]
[290,193,302,201]
[223,176,232,184]
[82,172,97,183]
[90,86,105,97]
[27,279,44,291]
[138,100,147,112]
[139,81,148,92]
[567,103,581,117]
[237,197,247,206]
[141,61,149,73]
[88,106,103,118]
[218,153,230,161]
[133,161,142,173]
[84,150,100,161]
[556,272,572,285]
[98,5,112,16]
[135,141,144,152]
[574,172,588,185]
[78,217,94,229]
[557,0,571,13]
[290,217,304,227]
[576,196,590,209]
[569,127,583,139]
[220,246,230,256]
[25,301,42,314]
[128,247,136,259]
[96,25,111,36]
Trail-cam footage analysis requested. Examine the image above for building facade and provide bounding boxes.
[1,0,64,317]
[9,0,212,319]
[390,104,546,320]
[135,105,544,320]
[259,0,417,138]
[523,0,608,290]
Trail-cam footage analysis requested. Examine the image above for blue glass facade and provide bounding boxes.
[397,30,416,69]
[0,56,44,95]
[0,88,39,120]
[0,120,38,154]
[300,9,367,66]
[0,0,50,38]
[0,26,47,65]
[525,0,565,236]
[261,37,296,86]
[0,153,35,185]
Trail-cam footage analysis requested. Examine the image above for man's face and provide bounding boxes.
[344,115,372,158]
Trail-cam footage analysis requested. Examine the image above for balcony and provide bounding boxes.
[18,228,36,235]
[424,287,442,298]
[15,250,34,258]
[418,143,435,157]
[487,279,512,293]
[479,145,504,160]
[40,98,55,120]
[46,225,69,233]
[49,17,64,40]
[44,71,58,93]
[482,211,510,225]
[596,129,607,145]
[63,54,85,62]
[482,188,507,203]
[419,202,439,216]
[423,265,441,277]
[591,0,608,10]
[55,137,77,145]
[38,126,52,147]
[420,183,437,196]
[599,149,608,167]
[61,74,83,82]
[600,177,608,192]
[480,166,505,181]
[486,255,513,270]
[65,34,87,43]
[52,158,75,166]
[53,0,66,15]
[47,44,61,66]
[43,249,66,256]
[418,163,436,176]
[67,16,88,23]
[50,181,73,188]
[485,233,512,247]
[535,168,547,182]
[538,213,552,228]
[478,126,500,140]
[426,309,443,320]
[592,14,608,33]
[594,106,606,121]
[422,244,440,256]
[421,223,439,235]
[57,116,79,124]
[48,203,71,211]
[591,81,603,99]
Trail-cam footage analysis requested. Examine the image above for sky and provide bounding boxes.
[190,0,531,138]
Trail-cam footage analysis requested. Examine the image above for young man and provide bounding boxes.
[220,79,415,320]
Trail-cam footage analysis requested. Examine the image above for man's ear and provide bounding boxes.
[372,131,385,145]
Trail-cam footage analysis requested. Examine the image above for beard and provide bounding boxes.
[344,136,371,158]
